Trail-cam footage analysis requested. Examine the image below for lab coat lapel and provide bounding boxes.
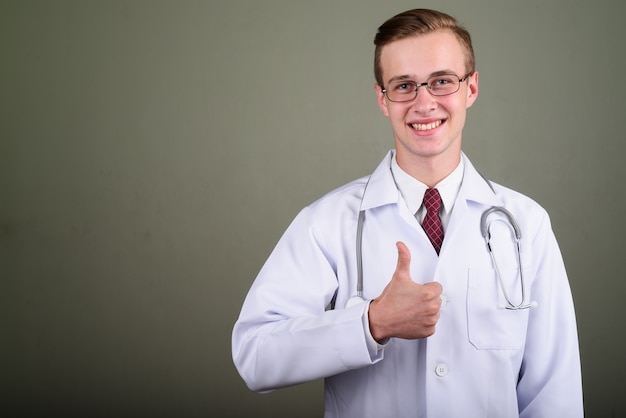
[361,151,505,254]
[362,151,433,234]
[443,154,502,250]
[459,153,503,208]
[359,150,399,211]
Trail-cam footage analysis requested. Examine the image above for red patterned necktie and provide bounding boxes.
[422,188,444,254]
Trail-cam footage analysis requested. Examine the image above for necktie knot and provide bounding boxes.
[423,188,442,214]
[422,188,444,254]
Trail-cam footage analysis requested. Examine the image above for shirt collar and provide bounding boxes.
[390,152,464,215]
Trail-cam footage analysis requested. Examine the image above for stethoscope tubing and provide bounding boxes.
[348,182,534,310]
[481,206,533,310]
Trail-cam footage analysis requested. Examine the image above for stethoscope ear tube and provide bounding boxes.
[345,210,366,308]
[346,176,370,309]
[354,210,366,299]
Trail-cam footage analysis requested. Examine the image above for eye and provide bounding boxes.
[392,81,416,93]
[429,76,457,89]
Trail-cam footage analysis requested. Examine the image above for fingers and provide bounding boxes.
[394,241,443,312]
[423,281,443,298]
[394,242,442,293]
[393,241,412,282]
[369,242,444,341]
[415,283,443,338]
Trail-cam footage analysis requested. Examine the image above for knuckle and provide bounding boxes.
[423,283,442,299]
[423,325,436,337]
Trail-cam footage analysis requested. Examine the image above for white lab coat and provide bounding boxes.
[232,151,583,418]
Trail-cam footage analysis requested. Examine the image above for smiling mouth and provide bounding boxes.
[411,120,443,131]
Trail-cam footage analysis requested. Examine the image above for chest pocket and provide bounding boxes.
[466,267,530,350]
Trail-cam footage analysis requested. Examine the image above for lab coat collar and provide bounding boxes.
[359,150,400,211]
[360,150,502,211]
[459,153,503,208]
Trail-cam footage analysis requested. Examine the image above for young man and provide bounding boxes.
[232,9,583,418]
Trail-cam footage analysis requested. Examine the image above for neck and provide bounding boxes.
[396,152,461,188]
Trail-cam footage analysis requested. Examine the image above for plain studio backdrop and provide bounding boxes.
[1,1,624,417]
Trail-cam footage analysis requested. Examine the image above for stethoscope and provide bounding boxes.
[345,179,536,310]
[480,206,536,310]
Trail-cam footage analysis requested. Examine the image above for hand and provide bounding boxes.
[368,242,443,342]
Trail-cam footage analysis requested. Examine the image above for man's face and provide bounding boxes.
[375,30,478,171]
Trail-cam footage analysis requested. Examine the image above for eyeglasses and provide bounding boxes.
[381,72,473,102]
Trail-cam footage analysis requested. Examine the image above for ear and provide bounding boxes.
[465,71,479,108]
[375,83,390,117]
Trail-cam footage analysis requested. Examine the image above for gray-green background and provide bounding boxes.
[2,1,624,417]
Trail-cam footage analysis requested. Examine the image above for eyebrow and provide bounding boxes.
[386,69,459,85]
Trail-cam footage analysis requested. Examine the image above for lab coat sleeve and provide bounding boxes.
[517,210,583,417]
[231,206,383,392]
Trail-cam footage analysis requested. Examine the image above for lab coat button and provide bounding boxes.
[435,363,448,377]
[440,295,447,307]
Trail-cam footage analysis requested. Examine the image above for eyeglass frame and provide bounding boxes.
[381,72,474,102]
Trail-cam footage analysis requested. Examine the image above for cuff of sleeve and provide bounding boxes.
[363,300,390,360]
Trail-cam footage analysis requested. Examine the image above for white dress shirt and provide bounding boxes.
[390,153,464,231]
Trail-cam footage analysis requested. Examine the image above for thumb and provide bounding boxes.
[393,241,412,281]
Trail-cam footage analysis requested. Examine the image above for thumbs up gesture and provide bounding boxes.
[368,242,443,342]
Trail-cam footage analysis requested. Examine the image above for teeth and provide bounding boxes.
[412,120,442,131]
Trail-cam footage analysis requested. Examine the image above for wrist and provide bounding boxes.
[368,299,389,343]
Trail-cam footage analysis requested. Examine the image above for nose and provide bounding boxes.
[411,85,437,112]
